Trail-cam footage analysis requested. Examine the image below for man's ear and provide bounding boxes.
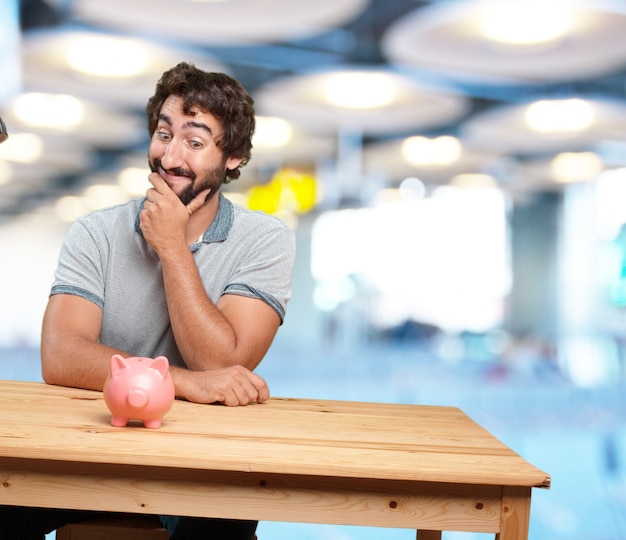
[225,156,244,171]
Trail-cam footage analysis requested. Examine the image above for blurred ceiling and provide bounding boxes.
[2,0,626,221]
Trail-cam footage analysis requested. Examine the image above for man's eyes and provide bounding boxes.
[154,131,206,149]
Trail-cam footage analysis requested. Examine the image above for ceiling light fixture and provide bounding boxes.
[401,135,462,166]
[83,184,131,209]
[480,1,571,46]
[67,36,148,78]
[118,167,151,195]
[451,173,497,189]
[551,152,603,183]
[14,93,84,130]
[253,117,293,148]
[55,196,89,223]
[526,98,594,133]
[324,72,396,109]
[0,161,11,185]
[0,133,43,163]
[372,188,404,205]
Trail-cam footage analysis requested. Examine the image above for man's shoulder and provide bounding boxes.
[230,201,290,231]
[77,199,142,228]
[227,202,295,255]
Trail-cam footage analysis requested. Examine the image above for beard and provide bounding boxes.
[150,158,226,206]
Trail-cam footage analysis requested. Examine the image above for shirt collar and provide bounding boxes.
[201,193,233,243]
[135,193,234,244]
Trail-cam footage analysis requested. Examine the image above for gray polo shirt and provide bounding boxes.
[50,194,296,368]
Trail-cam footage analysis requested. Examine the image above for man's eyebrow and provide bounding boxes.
[157,113,173,126]
[156,115,214,135]
[184,120,213,135]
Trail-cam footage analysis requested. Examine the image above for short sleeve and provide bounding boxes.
[50,218,107,309]
[223,220,296,322]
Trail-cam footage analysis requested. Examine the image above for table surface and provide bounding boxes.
[0,380,550,537]
[0,380,549,488]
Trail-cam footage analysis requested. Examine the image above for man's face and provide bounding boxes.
[148,95,242,205]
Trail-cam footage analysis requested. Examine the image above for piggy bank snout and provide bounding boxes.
[127,387,149,408]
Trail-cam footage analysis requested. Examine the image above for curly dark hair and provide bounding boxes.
[145,62,255,182]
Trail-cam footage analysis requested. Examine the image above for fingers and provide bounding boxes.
[147,172,169,191]
[186,188,211,216]
[144,174,170,209]
[145,174,209,217]
[249,371,270,403]
[214,366,269,407]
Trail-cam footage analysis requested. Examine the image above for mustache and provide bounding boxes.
[151,159,195,180]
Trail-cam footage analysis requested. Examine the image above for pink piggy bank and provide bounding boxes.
[103,354,175,428]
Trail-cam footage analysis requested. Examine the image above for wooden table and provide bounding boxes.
[0,380,549,539]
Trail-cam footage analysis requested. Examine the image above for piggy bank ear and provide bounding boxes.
[149,356,170,379]
[110,354,129,374]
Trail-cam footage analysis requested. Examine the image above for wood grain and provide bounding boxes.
[0,380,550,538]
[0,381,550,487]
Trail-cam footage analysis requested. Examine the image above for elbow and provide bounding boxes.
[40,341,61,385]
[40,332,77,387]
[41,366,57,386]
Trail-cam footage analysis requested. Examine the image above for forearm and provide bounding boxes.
[41,294,129,391]
[169,365,201,400]
[143,192,283,372]
[41,334,127,392]
[159,246,241,370]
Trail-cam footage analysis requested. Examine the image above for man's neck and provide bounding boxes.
[185,193,219,245]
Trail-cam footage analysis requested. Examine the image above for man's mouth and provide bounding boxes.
[158,167,194,190]
[153,160,194,184]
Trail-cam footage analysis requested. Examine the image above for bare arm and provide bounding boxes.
[42,173,280,405]
[140,173,282,373]
[41,294,125,391]
[41,294,269,405]
[159,244,281,371]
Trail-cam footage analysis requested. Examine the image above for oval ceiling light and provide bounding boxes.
[253,117,293,148]
[118,166,151,196]
[72,0,368,46]
[551,151,603,183]
[401,135,462,166]
[324,72,396,109]
[13,93,84,130]
[381,0,626,83]
[255,68,468,135]
[526,98,594,133]
[55,195,90,223]
[480,0,571,45]
[83,184,131,209]
[22,30,228,108]
[0,161,12,186]
[0,133,43,163]
[67,35,148,77]
[451,173,497,189]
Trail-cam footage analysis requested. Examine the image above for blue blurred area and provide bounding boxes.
[4,338,625,540]
[0,0,20,105]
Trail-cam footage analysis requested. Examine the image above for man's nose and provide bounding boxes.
[160,139,183,169]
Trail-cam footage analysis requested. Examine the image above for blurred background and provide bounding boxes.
[1,0,626,538]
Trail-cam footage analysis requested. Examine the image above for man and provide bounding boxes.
[1,62,296,539]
